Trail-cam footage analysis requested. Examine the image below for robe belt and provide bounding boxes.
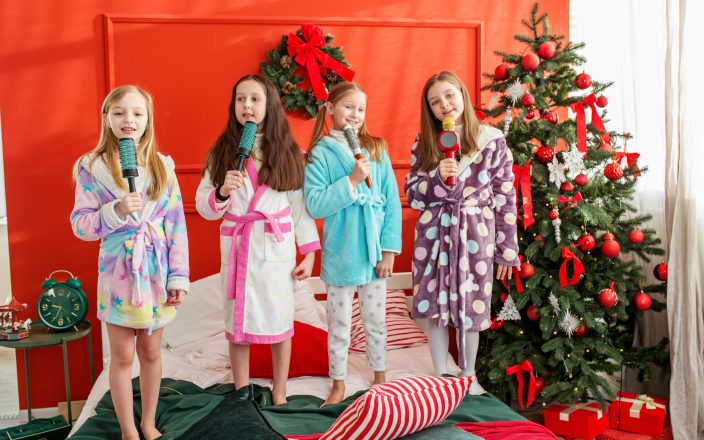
[353,192,386,266]
[125,221,167,307]
[221,207,292,301]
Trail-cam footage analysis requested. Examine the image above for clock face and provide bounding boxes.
[38,284,88,330]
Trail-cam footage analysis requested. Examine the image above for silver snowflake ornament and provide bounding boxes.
[561,146,585,177]
[548,156,567,188]
[559,309,580,337]
[548,293,561,315]
[506,79,526,104]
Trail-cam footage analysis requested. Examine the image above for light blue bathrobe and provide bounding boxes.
[304,135,402,287]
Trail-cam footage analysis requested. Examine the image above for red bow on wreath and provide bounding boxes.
[571,93,611,154]
[505,359,537,410]
[557,191,583,210]
[613,152,641,177]
[559,246,585,287]
[287,25,355,100]
[512,161,534,229]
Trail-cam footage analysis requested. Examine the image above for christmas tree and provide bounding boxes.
[476,3,669,407]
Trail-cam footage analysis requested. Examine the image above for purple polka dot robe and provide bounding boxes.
[404,125,520,369]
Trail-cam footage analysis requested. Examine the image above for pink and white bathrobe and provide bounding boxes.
[195,144,320,345]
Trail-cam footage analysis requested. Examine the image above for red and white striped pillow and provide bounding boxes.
[320,375,471,440]
[349,289,427,353]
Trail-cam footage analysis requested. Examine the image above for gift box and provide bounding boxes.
[544,401,609,439]
[596,426,673,440]
[608,392,668,436]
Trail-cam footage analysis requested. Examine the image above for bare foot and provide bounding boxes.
[140,424,162,440]
[322,379,345,407]
[121,432,140,440]
[272,392,288,406]
[373,370,386,385]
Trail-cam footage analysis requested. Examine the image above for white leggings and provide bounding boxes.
[326,279,387,380]
[420,318,479,377]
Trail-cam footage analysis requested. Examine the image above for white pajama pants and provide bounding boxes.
[326,279,387,380]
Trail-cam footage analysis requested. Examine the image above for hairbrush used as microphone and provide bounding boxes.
[118,138,139,192]
[438,116,461,187]
[342,125,372,188]
[236,121,258,172]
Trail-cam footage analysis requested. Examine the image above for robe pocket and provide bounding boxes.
[264,222,295,262]
[465,215,496,258]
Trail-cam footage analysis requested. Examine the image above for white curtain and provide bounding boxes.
[572,1,704,438]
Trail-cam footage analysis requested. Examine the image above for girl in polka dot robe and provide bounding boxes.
[405,71,519,394]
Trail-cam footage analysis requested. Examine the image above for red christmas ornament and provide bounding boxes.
[537,41,556,59]
[560,181,574,193]
[598,283,618,308]
[575,173,589,186]
[548,209,559,220]
[494,63,509,80]
[526,305,541,321]
[500,292,509,303]
[521,93,535,107]
[536,145,556,164]
[629,228,645,244]
[601,239,621,259]
[490,316,505,331]
[605,161,624,181]
[535,376,546,394]
[575,72,592,89]
[526,108,537,120]
[522,53,540,71]
[519,261,535,279]
[596,95,608,107]
[542,110,559,124]
[653,263,668,281]
[598,142,613,152]
[633,291,652,311]
[577,233,596,252]
[602,231,615,241]
[573,323,587,337]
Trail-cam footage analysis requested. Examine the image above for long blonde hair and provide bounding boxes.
[306,82,387,162]
[417,71,481,171]
[75,85,167,200]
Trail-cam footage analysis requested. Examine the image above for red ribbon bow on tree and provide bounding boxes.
[559,246,585,287]
[512,161,534,229]
[613,152,641,177]
[557,191,583,210]
[286,25,355,100]
[505,359,537,410]
[570,93,611,154]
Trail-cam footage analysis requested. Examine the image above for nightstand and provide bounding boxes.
[0,321,94,424]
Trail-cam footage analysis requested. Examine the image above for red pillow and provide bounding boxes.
[320,375,471,440]
[249,321,328,378]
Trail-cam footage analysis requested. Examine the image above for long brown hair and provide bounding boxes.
[74,85,167,200]
[417,71,481,172]
[203,74,304,191]
[306,82,387,162]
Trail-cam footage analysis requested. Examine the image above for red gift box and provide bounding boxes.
[608,392,668,436]
[596,426,673,440]
[544,401,609,439]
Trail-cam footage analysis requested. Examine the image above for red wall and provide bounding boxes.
[0,0,568,409]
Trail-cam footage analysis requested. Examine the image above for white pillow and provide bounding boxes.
[293,279,327,331]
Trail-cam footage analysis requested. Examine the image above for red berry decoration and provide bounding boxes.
[575,173,589,186]
[494,63,509,80]
[519,261,535,279]
[604,161,624,181]
[573,324,587,337]
[633,291,652,311]
[596,95,608,107]
[537,41,556,59]
[577,233,596,252]
[601,239,621,259]
[548,209,559,220]
[629,228,645,244]
[542,110,559,124]
[560,181,574,193]
[598,282,618,308]
[536,145,556,164]
[526,305,540,321]
[526,108,537,120]
[598,142,613,152]
[490,316,505,331]
[535,376,546,394]
[522,53,540,71]
[653,263,668,281]
[602,231,615,241]
[575,72,592,89]
[521,93,535,107]
[500,292,509,303]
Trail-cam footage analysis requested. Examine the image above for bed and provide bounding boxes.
[68,273,555,439]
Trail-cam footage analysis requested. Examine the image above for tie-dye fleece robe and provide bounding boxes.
[404,125,519,369]
[70,153,190,330]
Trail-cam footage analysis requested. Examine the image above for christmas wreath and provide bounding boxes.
[260,24,355,118]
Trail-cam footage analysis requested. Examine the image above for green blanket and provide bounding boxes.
[69,379,523,439]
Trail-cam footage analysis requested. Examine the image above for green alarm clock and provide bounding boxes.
[37,270,89,331]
